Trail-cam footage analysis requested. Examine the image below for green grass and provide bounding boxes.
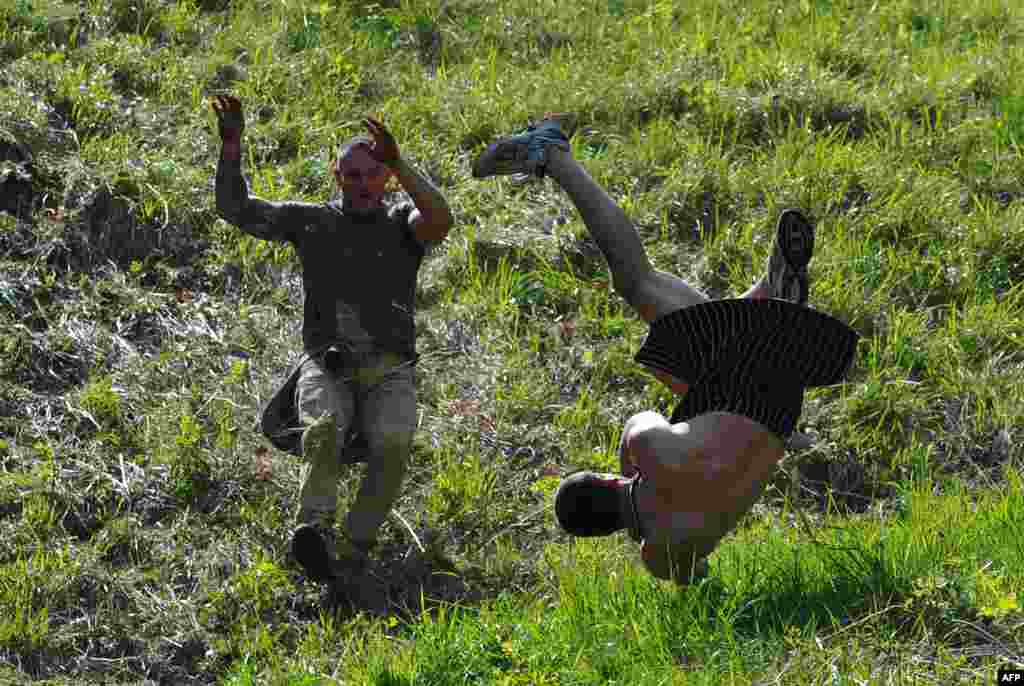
[2,0,1024,682]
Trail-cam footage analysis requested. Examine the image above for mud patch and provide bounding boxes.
[816,46,873,80]
[145,640,217,686]
[442,318,482,355]
[1,325,95,393]
[74,187,159,267]
[934,426,1016,485]
[132,486,180,527]
[773,98,878,141]
[787,451,892,513]
[61,494,106,541]
[0,136,35,218]
[196,0,233,11]
[96,514,154,567]
[114,309,168,355]
[0,382,35,437]
[193,477,243,516]
[826,182,873,216]
[328,543,483,620]
[156,635,208,680]
[56,179,208,272]
[0,646,72,682]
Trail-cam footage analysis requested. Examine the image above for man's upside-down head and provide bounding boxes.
[554,471,632,537]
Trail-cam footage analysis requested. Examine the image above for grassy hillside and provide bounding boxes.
[1,0,1023,683]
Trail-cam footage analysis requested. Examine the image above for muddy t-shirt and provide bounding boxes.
[216,157,428,356]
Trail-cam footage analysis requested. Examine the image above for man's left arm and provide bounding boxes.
[391,158,454,244]
[363,116,453,244]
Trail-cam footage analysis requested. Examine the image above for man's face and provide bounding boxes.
[334,144,392,213]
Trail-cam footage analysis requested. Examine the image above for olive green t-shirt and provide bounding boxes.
[215,158,430,356]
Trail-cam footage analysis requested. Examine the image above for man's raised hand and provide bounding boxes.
[364,116,400,167]
[211,94,245,142]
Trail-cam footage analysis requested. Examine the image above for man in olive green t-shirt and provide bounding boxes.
[211,95,453,595]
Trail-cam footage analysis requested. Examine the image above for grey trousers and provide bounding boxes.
[295,350,416,547]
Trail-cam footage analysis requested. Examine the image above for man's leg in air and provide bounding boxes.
[549,149,814,310]
[544,145,715,322]
[474,121,707,323]
[546,157,818,446]
[474,120,815,320]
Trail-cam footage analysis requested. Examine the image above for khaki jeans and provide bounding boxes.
[295,349,416,547]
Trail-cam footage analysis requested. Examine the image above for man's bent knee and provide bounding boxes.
[365,427,414,462]
[625,411,668,431]
[623,411,671,454]
[300,412,339,460]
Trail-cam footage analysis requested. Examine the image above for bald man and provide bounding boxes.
[212,95,452,595]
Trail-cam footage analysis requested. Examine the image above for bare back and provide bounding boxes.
[625,411,785,580]
[635,413,782,524]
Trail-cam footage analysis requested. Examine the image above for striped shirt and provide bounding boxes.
[634,299,860,438]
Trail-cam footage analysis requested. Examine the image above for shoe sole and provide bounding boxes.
[292,526,332,582]
[772,209,815,305]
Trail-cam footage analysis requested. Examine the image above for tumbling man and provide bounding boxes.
[212,95,453,590]
[473,117,859,584]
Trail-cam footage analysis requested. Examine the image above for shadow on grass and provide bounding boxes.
[317,539,493,623]
[707,538,909,638]
[370,670,413,686]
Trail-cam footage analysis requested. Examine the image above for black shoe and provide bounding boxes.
[291,522,336,582]
[767,208,815,306]
[471,114,574,179]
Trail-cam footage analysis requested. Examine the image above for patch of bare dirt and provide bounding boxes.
[0,137,35,218]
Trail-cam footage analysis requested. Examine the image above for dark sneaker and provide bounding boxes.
[471,114,573,179]
[767,208,815,306]
[291,521,337,582]
[292,521,372,582]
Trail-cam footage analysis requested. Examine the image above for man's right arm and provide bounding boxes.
[216,141,317,243]
[212,94,316,242]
